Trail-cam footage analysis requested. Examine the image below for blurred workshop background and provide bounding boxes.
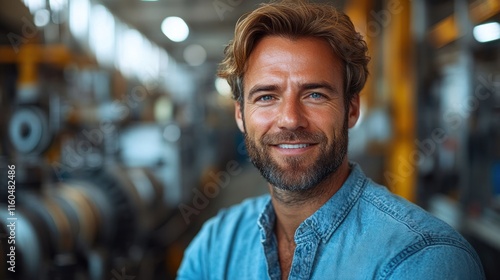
[0,0,499,279]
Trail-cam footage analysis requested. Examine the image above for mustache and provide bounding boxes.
[261,130,326,145]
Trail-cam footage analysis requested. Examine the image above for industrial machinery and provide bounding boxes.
[0,0,243,278]
[0,68,193,279]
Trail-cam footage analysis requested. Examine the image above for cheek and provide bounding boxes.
[313,107,346,133]
[244,107,275,134]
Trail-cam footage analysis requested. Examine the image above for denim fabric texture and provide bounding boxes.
[177,163,485,280]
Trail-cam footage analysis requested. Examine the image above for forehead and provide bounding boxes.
[243,36,343,90]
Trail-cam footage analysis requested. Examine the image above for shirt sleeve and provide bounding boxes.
[382,243,485,280]
[176,218,215,280]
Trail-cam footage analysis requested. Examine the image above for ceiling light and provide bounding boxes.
[89,5,115,67]
[23,0,46,13]
[183,44,207,66]
[473,22,500,43]
[49,0,66,11]
[215,78,231,97]
[34,9,50,27]
[161,16,189,42]
[69,0,90,41]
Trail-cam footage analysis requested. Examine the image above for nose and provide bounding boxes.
[276,98,308,131]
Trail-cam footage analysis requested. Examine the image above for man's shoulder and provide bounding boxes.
[350,179,484,278]
[178,196,270,279]
[359,179,467,243]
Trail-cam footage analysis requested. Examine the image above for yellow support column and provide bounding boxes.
[344,0,375,109]
[383,0,416,202]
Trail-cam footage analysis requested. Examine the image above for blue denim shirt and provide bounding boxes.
[177,163,485,279]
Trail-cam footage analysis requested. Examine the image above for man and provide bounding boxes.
[178,1,484,279]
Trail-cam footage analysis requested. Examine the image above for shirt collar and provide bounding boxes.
[257,162,368,243]
[257,196,275,242]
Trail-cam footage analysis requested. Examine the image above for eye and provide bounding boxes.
[257,95,274,102]
[309,92,324,99]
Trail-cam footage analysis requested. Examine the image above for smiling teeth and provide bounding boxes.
[278,144,310,149]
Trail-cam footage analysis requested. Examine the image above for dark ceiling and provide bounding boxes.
[0,0,32,44]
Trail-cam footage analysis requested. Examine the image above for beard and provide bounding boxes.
[244,114,349,192]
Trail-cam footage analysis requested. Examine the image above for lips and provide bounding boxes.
[262,130,325,151]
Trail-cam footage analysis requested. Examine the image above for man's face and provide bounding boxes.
[235,36,360,192]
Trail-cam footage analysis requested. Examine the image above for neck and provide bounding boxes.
[270,159,351,241]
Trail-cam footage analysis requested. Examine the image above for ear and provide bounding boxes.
[347,94,360,128]
[235,101,245,133]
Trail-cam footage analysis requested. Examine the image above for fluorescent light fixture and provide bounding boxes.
[120,28,144,78]
[49,0,67,12]
[89,5,115,67]
[138,40,161,83]
[23,0,46,13]
[69,0,90,41]
[473,22,500,43]
[161,16,189,42]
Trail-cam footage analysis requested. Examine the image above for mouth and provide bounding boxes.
[277,143,311,149]
[270,143,318,157]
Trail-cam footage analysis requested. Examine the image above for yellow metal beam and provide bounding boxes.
[0,44,94,86]
[345,0,416,201]
[429,0,500,48]
[344,0,375,108]
[384,0,416,202]
[470,0,500,23]
[429,16,461,49]
[0,44,74,65]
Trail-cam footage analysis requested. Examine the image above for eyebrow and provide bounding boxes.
[247,85,280,100]
[301,82,338,93]
[246,82,339,101]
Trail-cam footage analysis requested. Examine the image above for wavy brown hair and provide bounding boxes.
[218,0,370,104]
